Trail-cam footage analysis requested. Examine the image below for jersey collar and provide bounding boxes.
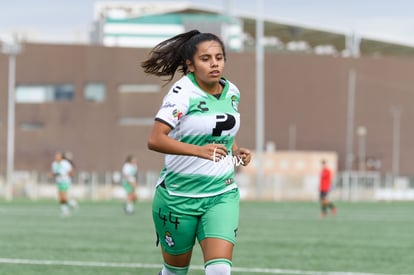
[187,73,229,99]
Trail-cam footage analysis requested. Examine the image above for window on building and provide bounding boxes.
[55,84,74,101]
[118,84,160,93]
[118,117,153,126]
[84,83,106,102]
[20,122,44,131]
[16,84,74,103]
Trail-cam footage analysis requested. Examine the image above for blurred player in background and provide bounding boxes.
[51,151,78,217]
[142,29,251,275]
[121,155,138,214]
[319,159,337,218]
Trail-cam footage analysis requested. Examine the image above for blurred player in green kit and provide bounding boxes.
[121,155,138,214]
[51,151,78,217]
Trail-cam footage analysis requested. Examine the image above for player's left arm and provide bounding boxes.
[66,161,74,177]
[232,140,251,166]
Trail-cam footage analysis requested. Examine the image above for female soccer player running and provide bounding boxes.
[51,151,77,217]
[142,30,251,275]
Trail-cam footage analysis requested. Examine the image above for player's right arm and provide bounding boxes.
[50,163,59,178]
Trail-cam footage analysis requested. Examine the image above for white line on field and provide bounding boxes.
[0,258,406,275]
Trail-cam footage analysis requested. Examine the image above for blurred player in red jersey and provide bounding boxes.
[319,159,336,218]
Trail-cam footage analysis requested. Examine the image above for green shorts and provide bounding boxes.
[57,181,70,192]
[152,186,240,255]
[122,181,135,194]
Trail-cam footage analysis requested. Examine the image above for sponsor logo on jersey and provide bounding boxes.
[172,86,182,93]
[172,109,183,120]
[231,95,238,111]
[197,101,209,112]
[162,101,176,108]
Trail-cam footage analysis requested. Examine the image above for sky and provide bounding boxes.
[1,0,414,46]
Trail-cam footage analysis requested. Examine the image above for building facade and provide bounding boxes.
[1,43,414,177]
[91,2,243,51]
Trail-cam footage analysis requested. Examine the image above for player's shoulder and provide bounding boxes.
[225,78,240,97]
[62,159,72,167]
[164,75,206,107]
[168,75,195,95]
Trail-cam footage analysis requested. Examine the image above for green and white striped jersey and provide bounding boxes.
[155,73,241,198]
[51,159,72,184]
[122,162,138,184]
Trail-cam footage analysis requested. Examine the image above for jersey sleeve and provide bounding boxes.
[62,160,73,174]
[228,82,241,112]
[122,164,128,176]
[154,84,189,129]
[51,162,58,174]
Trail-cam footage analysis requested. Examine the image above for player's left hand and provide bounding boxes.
[236,148,251,166]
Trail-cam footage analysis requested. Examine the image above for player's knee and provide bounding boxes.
[205,259,232,275]
[161,262,189,275]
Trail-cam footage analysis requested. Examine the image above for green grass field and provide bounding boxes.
[1,199,413,275]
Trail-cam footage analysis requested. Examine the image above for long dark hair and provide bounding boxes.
[125,154,135,163]
[141,29,226,83]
